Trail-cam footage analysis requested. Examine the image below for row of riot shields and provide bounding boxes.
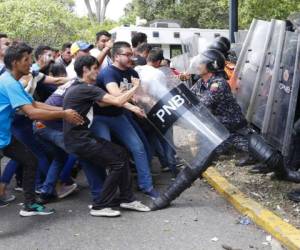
[233,19,300,157]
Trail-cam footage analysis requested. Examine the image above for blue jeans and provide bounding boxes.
[148,128,177,173]
[91,114,153,191]
[60,154,77,184]
[34,126,105,200]
[1,115,49,187]
[34,126,68,195]
[124,111,153,163]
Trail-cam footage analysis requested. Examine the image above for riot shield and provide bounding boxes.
[232,19,271,113]
[134,65,229,209]
[246,20,286,128]
[170,53,190,73]
[135,66,229,165]
[263,32,300,156]
[182,35,199,58]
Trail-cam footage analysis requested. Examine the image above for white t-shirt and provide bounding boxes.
[66,59,77,79]
[90,48,112,70]
[135,65,169,99]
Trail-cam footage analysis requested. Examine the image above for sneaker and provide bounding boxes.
[35,188,42,195]
[19,203,55,217]
[143,188,160,200]
[90,207,121,217]
[14,186,23,192]
[0,193,16,203]
[161,166,171,173]
[37,193,57,204]
[57,183,77,199]
[120,200,150,212]
[0,199,9,208]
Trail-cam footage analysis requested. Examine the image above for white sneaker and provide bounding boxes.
[120,201,150,212]
[0,193,16,203]
[90,207,121,217]
[14,186,23,192]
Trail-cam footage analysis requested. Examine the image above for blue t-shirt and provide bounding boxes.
[0,71,33,148]
[0,64,6,75]
[95,65,139,116]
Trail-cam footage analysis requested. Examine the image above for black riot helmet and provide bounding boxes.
[216,36,231,51]
[208,40,229,59]
[198,49,225,73]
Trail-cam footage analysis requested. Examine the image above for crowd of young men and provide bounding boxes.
[0,30,251,217]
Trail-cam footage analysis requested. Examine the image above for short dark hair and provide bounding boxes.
[34,45,52,60]
[111,41,131,59]
[4,42,33,70]
[61,42,72,51]
[147,47,164,63]
[49,63,67,77]
[131,32,147,48]
[0,33,8,39]
[74,55,99,78]
[136,43,152,53]
[96,30,111,42]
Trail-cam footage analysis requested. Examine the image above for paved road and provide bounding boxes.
[0,169,272,250]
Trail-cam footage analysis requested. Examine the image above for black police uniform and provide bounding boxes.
[191,74,249,154]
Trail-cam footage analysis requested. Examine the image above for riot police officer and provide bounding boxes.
[208,38,237,91]
[190,49,254,161]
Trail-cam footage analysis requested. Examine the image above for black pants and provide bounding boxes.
[2,136,37,205]
[70,136,135,208]
[216,132,249,155]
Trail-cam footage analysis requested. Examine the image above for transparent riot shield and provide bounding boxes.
[182,35,199,57]
[263,32,300,156]
[170,53,190,73]
[232,19,271,113]
[246,20,286,128]
[134,65,230,166]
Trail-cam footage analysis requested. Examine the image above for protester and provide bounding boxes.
[63,55,150,216]
[92,41,159,199]
[0,43,83,215]
[56,42,72,68]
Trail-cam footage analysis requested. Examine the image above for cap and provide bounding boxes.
[70,41,94,56]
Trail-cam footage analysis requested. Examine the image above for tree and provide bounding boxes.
[0,0,118,48]
[84,0,111,23]
[55,0,75,11]
[122,0,300,29]
[237,0,300,28]
[121,0,229,29]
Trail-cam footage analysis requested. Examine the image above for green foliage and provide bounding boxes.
[123,0,300,30]
[0,0,118,48]
[121,0,229,29]
[237,0,300,28]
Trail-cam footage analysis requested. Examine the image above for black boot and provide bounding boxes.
[248,163,273,174]
[287,189,300,202]
[248,134,300,182]
[151,152,214,210]
[236,155,257,167]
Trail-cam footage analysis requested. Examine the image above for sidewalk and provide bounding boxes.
[203,167,300,250]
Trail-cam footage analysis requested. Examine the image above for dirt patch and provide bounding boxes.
[213,154,300,229]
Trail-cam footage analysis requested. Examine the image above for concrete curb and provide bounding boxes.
[203,167,300,250]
